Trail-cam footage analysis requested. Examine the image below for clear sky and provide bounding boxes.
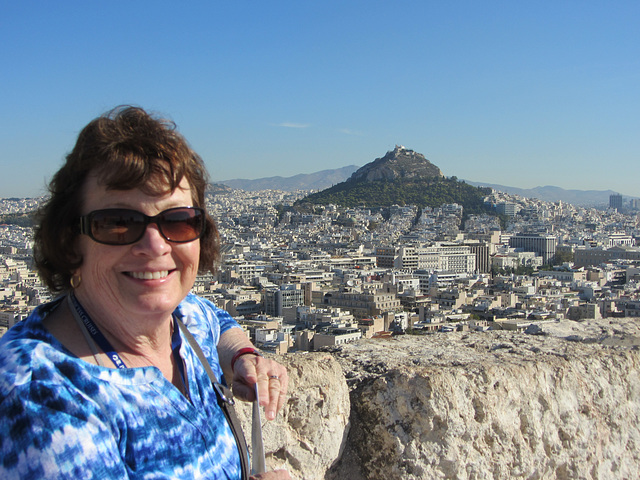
[2,1,638,198]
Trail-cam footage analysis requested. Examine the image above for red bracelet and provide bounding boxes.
[230,347,263,372]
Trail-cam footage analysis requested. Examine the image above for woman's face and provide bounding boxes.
[74,175,200,323]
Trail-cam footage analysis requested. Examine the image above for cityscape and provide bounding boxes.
[2,182,639,351]
[3,4,640,477]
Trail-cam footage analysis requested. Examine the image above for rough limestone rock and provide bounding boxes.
[235,353,350,480]
[235,318,640,479]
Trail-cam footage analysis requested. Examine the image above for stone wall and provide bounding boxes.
[237,318,640,479]
[236,353,351,479]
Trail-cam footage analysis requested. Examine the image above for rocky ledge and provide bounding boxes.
[237,318,640,479]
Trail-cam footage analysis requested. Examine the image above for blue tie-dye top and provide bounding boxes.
[0,293,244,479]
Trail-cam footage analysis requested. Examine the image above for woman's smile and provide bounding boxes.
[126,270,172,280]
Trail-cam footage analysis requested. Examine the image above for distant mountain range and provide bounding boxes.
[219,165,359,192]
[217,149,632,207]
[463,181,625,207]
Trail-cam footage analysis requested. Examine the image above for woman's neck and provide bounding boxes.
[45,292,179,387]
[72,289,174,364]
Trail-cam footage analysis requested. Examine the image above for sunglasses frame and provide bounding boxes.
[79,206,206,246]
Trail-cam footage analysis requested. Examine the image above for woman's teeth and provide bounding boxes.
[129,271,169,280]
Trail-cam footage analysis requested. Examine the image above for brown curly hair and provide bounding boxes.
[34,106,220,293]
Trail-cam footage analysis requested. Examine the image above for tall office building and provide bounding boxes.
[496,202,517,217]
[509,234,557,264]
[610,194,623,211]
[264,284,305,317]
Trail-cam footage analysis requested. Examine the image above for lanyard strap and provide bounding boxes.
[170,315,189,396]
[67,294,104,367]
[68,294,190,398]
[68,292,127,369]
[175,317,250,479]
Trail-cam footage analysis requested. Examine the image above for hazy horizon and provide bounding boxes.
[0,161,636,202]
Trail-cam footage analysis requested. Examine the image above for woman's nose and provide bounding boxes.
[131,224,171,255]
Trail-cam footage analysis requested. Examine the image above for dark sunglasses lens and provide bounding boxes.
[158,208,204,242]
[91,210,145,245]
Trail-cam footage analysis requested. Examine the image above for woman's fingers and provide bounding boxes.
[232,355,288,419]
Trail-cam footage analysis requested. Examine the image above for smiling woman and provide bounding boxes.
[0,106,290,480]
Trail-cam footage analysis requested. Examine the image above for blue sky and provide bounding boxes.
[2,1,639,198]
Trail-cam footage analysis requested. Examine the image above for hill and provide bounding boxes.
[212,151,630,208]
[295,146,492,214]
[297,176,491,213]
[206,183,234,195]
[348,145,443,182]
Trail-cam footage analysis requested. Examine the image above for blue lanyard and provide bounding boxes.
[69,292,187,386]
[69,292,127,369]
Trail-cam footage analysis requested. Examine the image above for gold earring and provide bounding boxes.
[70,274,82,289]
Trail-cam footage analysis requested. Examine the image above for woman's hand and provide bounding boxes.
[218,329,288,420]
[250,469,291,480]
[232,353,288,420]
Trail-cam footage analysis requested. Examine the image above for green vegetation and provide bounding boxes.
[0,212,35,228]
[553,250,574,264]
[334,215,356,227]
[497,213,510,230]
[491,265,536,276]
[295,177,493,214]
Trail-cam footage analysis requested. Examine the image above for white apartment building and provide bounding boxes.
[436,245,477,273]
[221,262,258,284]
[323,285,402,320]
[312,327,362,349]
[509,234,557,264]
[417,243,476,274]
[376,243,477,274]
[0,308,29,329]
[606,233,635,247]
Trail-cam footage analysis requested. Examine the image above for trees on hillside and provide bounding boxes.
[296,177,492,215]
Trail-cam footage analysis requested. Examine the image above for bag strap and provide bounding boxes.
[175,318,250,480]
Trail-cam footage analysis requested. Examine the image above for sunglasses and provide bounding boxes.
[79,207,206,245]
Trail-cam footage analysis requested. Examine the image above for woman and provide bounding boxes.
[0,106,290,479]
